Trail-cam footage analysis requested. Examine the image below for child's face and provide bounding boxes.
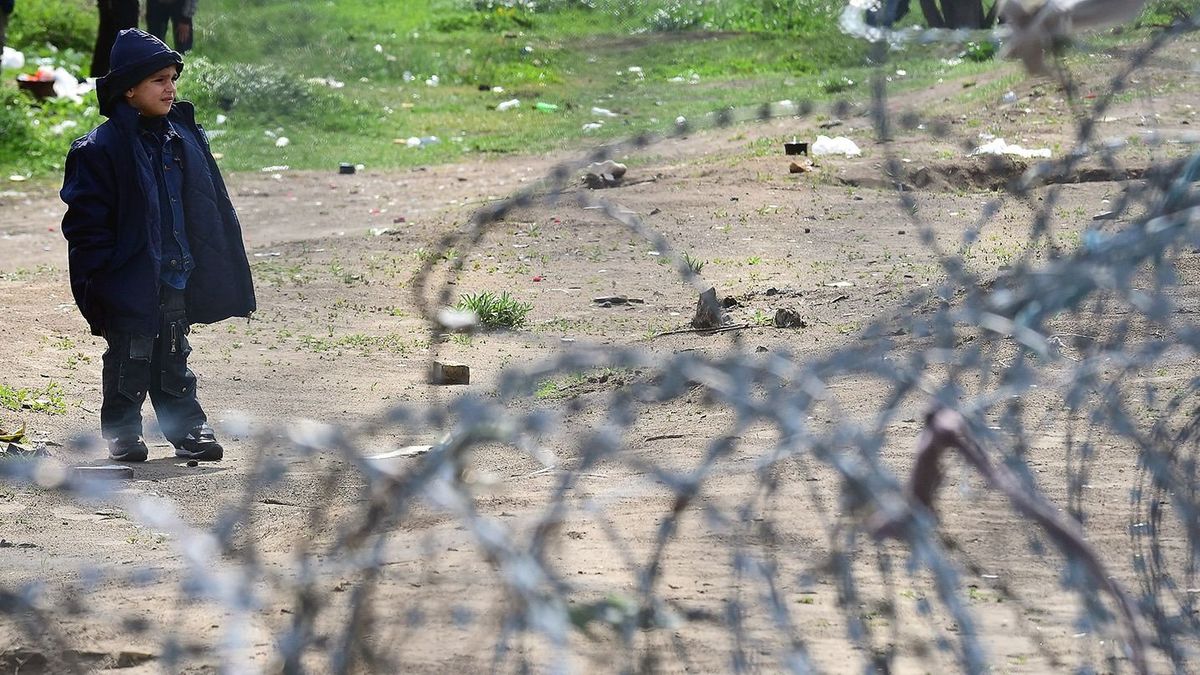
[125,65,179,118]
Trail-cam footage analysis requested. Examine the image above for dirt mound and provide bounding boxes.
[839,156,1148,192]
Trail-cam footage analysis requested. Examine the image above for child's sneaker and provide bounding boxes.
[174,424,223,461]
[108,437,149,462]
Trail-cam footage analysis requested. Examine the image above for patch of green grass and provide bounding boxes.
[0,382,67,415]
[0,0,1183,179]
[455,290,533,329]
[297,333,412,354]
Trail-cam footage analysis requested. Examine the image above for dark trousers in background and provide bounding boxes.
[146,0,192,53]
[0,6,11,55]
[101,286,206,443]
[91,0,139,77]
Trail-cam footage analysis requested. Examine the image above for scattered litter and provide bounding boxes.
[367,446,435,476]
[72,465,133,480]
[339,162,355,175]
[1002,90,1018,104]
[260,165,289,172]
[369,227,393,236]
[811,135,862,157]
[496,99,521,111]
[275,136,290,148]
[253,251,282,258]
[425,75,440,87]
[591,107,618,117]
[306,77,345,89]
[438,308,476,331]
[784,141,808,156]
[49,120,78,136]
[0,423,24,443]
[593,295,644,307]
[971,138,1051,159]
[582,122,603,132]
[1,46,25,71]
[186,460,199,467]
[535,101,558,113]
[789,159,816,174]
[8,175,27,182]
[824,281,855,288]
[583,160,626,189]
[216,114,227,124]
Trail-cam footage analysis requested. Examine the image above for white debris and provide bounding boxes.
[591,107,618,117]
[215,114,227,124]
[971,137,1052,159]
[425,74,439,87]
[374,44,384,53]
[582,122,603,132]
[811,135,862,157]
[50,120,78,136]
[2,46,25,71]
[496,99,521,111]
[275,136,290,148]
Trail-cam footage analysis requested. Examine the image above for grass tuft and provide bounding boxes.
[455,291,533,329]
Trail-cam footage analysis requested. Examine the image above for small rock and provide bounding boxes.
[430,362,470,385]
[582,160,627,189]
[187,460,199,467]
[592,295,643,305]
[691,287,722,329]
[774,308,808,328]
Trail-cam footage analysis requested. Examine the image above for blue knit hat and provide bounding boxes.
[96,29,184,117]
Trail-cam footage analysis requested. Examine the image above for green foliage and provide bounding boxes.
[682,251,705,274]
[0,382,67,415]
[6,0,94,54]
[819,75,856,94]
[0,86,102,178]
[455,291,533,329]
[962,40,997,63]
[181,57,364,125]
[1136,0,1200,26]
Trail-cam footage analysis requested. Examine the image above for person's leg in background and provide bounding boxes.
[0,0,13,56]
[91,0,139,77]
[145,0,168,41]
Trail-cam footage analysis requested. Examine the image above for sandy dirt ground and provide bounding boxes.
[1,37,1200,673]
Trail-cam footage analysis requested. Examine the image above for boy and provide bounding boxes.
[60,29,255,462]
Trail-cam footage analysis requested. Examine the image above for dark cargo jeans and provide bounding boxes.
[100,286,205,444]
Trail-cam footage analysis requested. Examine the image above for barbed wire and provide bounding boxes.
[3,4,1200,673]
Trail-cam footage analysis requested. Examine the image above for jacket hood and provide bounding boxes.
[97,29,184,117]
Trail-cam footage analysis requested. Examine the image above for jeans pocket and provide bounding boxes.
[117,335,154,401]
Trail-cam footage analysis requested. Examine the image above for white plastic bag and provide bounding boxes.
[811,135,862,157]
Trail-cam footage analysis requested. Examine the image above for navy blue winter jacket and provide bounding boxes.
[60,100,256,336]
